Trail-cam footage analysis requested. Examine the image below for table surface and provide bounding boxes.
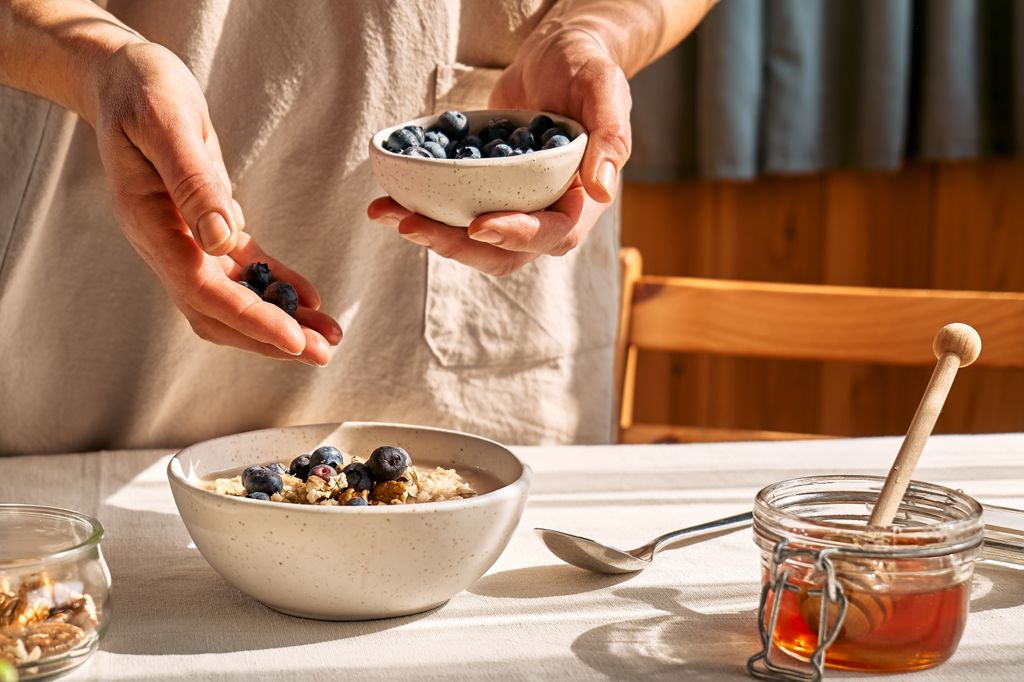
[2,434,1023,681]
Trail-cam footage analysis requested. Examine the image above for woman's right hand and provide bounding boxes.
[88,41,341,365]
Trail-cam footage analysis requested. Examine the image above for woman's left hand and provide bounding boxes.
[367,28,631,276]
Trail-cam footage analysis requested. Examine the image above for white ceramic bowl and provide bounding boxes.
[369,109,588,226]
[167,422,531,621]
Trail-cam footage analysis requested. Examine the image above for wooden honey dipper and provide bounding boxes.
[801,323,982,640]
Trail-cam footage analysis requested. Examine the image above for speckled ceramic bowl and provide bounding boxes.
[167,422,531,621]
[369,109,588,226]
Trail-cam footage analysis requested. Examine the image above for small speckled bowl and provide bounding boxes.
[167,422,531,621]
[369,109,588,226]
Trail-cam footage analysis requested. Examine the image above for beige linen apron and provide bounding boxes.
[0,0,619,455]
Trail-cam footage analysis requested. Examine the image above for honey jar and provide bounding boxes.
[746,476,983,680]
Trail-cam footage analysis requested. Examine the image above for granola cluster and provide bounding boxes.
[208,445,476,506]
[0,573,99,666]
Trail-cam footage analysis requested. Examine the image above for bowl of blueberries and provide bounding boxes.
[369,109,587,227]
[167,421,531,621]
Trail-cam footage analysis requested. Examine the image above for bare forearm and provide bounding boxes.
[536,0,716,77]
[0,0,144,124]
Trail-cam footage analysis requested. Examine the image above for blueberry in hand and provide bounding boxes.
[366,446,411,482]
[455,146,482,159]
[483,141,513,158]
[509,127,535,149]
[424,130,449,148]
[239,280,261,295]
[307,464,334,483]
[385,127,420,153]
[528,114,556,138]
[309,445,344,471]
[243,467,283,496]
[541,126,568,145]
[263,281,298,316]
[247,492,271,501]
[481,118,515,144]
[289,454,312,479]
[241,262,273,294]
[345,497,368,506]
[541,134,570,150]
[422,141,447,159]
[341,462,373,491]
[435,110,469,140]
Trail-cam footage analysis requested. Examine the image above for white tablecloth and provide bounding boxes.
[2,434,1023,680]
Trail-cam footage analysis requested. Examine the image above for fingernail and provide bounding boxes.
[197,212,231,251]
[598,161,617,201]
[402,233,431,246]
[376,216,401,228]
[470,229,503,245]
[231,199,246,230]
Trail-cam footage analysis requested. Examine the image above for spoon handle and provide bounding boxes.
[648,511,754,556]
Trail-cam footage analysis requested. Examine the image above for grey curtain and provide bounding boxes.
[626,0,1024,181]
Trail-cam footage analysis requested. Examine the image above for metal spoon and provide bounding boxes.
[535,511,754,574]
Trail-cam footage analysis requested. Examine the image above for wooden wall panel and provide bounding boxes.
[621,160,1024,437]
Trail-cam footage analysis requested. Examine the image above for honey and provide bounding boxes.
[748,475,983,679]
[765,569,970,671]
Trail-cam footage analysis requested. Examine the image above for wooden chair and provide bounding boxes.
[616,246,1024,444]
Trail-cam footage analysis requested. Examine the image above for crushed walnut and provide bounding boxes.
[0,572,99,666]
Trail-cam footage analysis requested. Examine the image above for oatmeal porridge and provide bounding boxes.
[206,444,485,506]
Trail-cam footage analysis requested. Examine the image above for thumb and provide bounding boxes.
[136,116,240,256]
[577,60,632,204]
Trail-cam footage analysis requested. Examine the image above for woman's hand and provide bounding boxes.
[91,42,341,364]
[368,28,631,276]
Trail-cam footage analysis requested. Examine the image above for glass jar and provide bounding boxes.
[746,476,983,679]
[0,505,111,680]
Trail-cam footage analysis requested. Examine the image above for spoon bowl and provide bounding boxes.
[536,511,753,574]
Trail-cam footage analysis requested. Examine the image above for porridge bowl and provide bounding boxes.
[368,108,588,226]
[167,422,531,621]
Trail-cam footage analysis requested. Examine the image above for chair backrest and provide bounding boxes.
[616,247,1024,442]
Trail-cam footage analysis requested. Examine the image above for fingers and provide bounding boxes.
[467,185,587,255]
[227,231,322,310]
[575,59,632,204]
[130,106,240,257]
[184,308,335,367]
[397,215,538,276]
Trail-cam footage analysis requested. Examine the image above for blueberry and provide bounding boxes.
[401,146,434,158]
[241,262,273,294]
[241,465,263,489]
[307,464,334,483]
[456,135,483,151]
[541,126,568,145]
[528,114,556,138]
[243,467,283,496]
[435,110,469,140]
[424,130,449,148]
[512,147,532,156]
[247,492,271,501]
[238,280,261,295]
[509,127,535,149]
[309,446,344,472]
[481,118,515,144]
[385,127,420,153]
[341,462,373,491]
[345,497,368,506]
[455,146,482,159]
[289,454,312,479]
[421,141,447,159]
[366,446,411,482]
[483,141,514,158]
[403,125,425,145]
[541,134,571,150]
[263,281,298,316]
[267,462,287,476]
